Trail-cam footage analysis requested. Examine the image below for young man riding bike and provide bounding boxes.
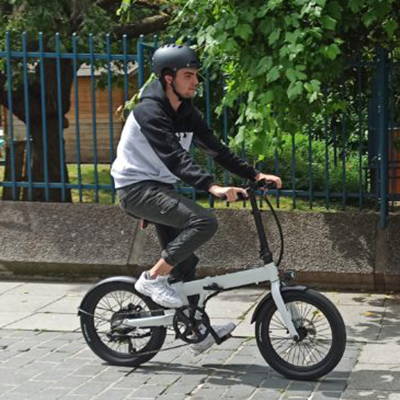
[111,44,282,354]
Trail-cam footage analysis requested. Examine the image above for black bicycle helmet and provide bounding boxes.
[152,44,200,76]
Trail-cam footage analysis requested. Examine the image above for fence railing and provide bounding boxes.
[0,33,398,227]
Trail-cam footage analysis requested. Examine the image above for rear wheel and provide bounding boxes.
[255,288,346,380]
[80,281,166,367]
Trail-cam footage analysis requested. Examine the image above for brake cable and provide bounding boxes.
[262,191,284,266]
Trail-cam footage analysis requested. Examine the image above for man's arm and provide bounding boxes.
[192,109,282,189]
[135,104,215,191]
[192,109,259,180]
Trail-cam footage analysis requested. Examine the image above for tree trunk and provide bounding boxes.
[24,119,71,202]
[0,57,74,202]
[2,141,26,200]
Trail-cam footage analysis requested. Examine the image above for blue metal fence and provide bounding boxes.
[0,33,398,227]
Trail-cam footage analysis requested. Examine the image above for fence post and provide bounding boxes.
[375,47,389,229]
[137,35,145,88]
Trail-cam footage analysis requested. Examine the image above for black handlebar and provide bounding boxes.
[252,179,278,190]
[220,179,278,201]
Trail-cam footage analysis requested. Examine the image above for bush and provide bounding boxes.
[192,132,366,194]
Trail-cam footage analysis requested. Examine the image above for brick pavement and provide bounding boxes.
[0,330,362,400]
[0,281,399,399]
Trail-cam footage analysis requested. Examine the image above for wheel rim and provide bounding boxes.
[267,300,333,368]
[92,290,154,357]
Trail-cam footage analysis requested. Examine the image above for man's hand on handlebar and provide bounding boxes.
[208,173,282,202]
[254,173,282,189]
[208,184,248,202]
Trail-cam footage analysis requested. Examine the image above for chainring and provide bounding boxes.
[173,306,210,344]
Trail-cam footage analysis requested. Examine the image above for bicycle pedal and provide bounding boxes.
[217,333,232,344]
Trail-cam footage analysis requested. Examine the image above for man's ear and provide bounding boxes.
[164,74,173,86]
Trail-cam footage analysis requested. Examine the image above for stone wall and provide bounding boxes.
[0,201,398,291]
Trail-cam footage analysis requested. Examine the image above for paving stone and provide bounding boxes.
[93,388,132,400]
[281,380,315,399]
[157,393,187,400]
[0,384,17,398]
[317,378,348,392]
[311,391,342,400]
[6,380,50,395]
[5,312,80,331]
[0,392,31,400]
[347,364,400,392]
[341,390,400,399]
[249,388,283,400]
[70,380,113,397]
[29,387,73,400]
[221,383,258,399]
[71,364,110,377]
[128,383,167,398]
[189,383,227,399]
[357,343,400,364]
[53,375,92,389]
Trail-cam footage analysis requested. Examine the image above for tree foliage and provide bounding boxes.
[164,0,400,157]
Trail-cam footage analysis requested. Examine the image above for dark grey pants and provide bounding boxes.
[117,180,218,282]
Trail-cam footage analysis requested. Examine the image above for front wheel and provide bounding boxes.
[80,281,167,367]
[255,288,346,380]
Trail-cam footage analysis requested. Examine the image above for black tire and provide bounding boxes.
[80,281,166,367]
[255,288,346,380]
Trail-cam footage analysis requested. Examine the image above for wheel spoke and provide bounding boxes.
[92,289,156,356]
[265,298,334,368]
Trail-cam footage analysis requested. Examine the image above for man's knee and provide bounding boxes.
[197,214,218,239]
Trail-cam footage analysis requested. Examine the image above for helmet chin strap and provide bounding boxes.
[171,79,185,102]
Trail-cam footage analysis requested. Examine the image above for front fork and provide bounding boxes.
[270,279,300,340]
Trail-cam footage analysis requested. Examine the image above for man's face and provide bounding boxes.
[168,68,199,99]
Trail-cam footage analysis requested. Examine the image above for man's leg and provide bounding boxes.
[154,224,198,282]
[155,224,199,308]
[119,181,217,308]
[119,182,236,350]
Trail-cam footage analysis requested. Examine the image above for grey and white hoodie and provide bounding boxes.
[111,80,258,191]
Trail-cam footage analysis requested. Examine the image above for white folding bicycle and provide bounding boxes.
[78,181,346,380]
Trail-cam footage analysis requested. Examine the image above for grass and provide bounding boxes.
[0,163,376,213]
[196,196,365,213]
[68,164,116,204]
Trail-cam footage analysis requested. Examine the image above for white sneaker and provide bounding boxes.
[135,271,183,308]
[189,322,236,356]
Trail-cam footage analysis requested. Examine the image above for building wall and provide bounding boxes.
[64,78,129,163]
[1,76,137,164]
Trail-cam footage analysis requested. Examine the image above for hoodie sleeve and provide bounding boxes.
[133,102,215,191]
[192,109,259,181]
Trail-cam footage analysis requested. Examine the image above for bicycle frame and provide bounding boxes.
[120,263,298,338]
[119,183,300,340]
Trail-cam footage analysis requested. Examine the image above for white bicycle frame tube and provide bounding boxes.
[121,263,299,339]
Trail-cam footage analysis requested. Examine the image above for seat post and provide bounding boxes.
[247,186,274,265]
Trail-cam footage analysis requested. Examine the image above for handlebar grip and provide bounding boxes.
[257,179,277,190]
[237,192,247,200]
[220,192,248,201]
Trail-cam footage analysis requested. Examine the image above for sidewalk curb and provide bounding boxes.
[1,260,399,292]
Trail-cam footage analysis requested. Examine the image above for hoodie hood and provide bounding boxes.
[139,79,193,119]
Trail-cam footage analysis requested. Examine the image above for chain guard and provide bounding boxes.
[173,306,210,344]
